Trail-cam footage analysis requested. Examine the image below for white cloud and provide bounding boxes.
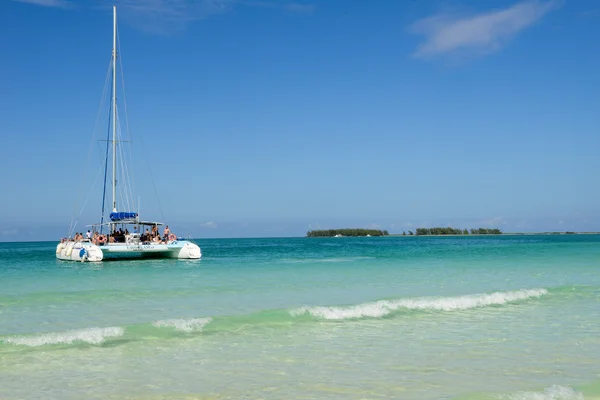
[410,0,558,58]
[200,221,218,229]
[13,0,69,7]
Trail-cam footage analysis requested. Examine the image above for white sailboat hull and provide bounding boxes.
[56,240,201,262]
[56,241,104,262]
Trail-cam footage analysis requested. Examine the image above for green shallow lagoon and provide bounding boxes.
[1,235,599,399]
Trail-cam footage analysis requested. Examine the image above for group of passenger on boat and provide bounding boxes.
[61,224,176,246]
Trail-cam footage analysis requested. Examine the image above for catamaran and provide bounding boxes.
[56,6,201,262]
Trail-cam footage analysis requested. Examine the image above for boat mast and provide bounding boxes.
[111,5,117,213]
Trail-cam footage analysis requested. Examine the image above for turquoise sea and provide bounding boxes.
[1,235,599,399]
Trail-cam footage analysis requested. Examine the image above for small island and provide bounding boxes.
[307,229,389,237]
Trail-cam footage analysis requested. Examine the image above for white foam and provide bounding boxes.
[2,327,124,347]
[152,317,212,333]
[290,288,548,320]
[497,385,583,400]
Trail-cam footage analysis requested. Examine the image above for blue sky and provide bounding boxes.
[1,0,599,240]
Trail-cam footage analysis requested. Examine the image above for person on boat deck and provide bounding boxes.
[86,230,91,240]
[163,226,170,241]
[133,226,138,234]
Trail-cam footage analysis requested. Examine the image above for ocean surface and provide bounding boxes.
[1,235,599,399]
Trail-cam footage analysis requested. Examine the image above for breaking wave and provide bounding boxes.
[1,327,124,347]
[289,288,548,320]
[151,317,212,333]
[496,385,584,400]
[0,288,550,350]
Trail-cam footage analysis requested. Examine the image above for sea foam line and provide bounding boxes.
[1,327,124,347]
[151,317,212,333]
[496,385,584,400]
[289,288,548,320]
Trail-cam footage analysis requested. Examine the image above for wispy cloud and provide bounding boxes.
[113,0,314,21]
[113,0,232,23]
[283,2,315,13]
[410,0,558,59]
[16,0,314,32]
[13,0,69,7]
[365,223,381,230]
[1,228,18,236]
[200,221,218,229]
[480,216,508,227]
[237,0,315,13]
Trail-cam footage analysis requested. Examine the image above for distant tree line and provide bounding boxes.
[307,229,389,237]
[411,227,502,236]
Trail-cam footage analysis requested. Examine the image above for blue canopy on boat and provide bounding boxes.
[109,212,138,221]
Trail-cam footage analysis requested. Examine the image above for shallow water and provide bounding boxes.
[1,235,599,399]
